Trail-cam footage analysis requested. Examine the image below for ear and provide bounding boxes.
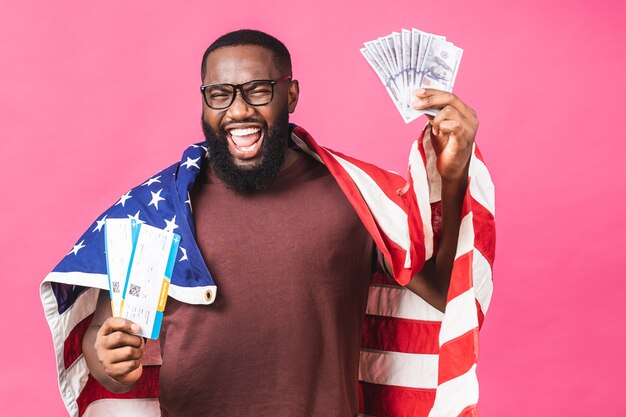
[287,79,299,114]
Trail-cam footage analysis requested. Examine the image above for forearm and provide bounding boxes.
[404,89,477,311]
[402,174,468,312]
[432,175,468,302]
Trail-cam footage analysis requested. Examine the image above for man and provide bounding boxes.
[42,30,494,417]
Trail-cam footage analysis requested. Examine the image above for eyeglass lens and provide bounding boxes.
[204,80,274,109]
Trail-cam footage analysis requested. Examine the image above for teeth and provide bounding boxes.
[229,127,261,136]
[237,142,259,152]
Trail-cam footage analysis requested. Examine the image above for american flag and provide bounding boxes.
[40,125,495,417]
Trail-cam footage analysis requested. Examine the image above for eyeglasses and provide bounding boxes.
[200,76,292,110]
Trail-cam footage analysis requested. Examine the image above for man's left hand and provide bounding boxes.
[412,89,478,182]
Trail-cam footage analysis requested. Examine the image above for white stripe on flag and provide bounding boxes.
[438,289,479,347]
[428,364,479,417]
[455,213,475,260]
[359,349,439,389]
[331,153,411,253]
[40,282,101,417]
[469,146,496,216]
[422,130,442,204]
[473,248,494,314]
[83,398,160,417]
[40,274,104,344]
[366,285,444,321]
[64,356,89,410]
[409,140,433,260]
[290,133,323,163]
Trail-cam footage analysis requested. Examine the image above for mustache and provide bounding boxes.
[221,118,267,130]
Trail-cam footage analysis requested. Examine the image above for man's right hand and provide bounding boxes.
[94,317,146,389]
[83,289,146,394]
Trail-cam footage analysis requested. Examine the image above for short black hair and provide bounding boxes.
[201,29,292,80]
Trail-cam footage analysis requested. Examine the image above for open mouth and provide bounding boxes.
[226,126,264,160]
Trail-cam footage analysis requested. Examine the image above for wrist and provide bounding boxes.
[104,374,139,393]
[441,174,468,189]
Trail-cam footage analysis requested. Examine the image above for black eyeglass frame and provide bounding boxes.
[200,76,292,110]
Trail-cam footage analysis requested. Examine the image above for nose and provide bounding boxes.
[226,89,255,119]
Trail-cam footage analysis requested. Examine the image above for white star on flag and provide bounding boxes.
[127,211,145,224]
[142,175,161,186]
[179,246,188,262]
[68,240,86,256]
[164,215,179,233]
[181,156,200,169]
[201,145,209,159]
[92,215,107,233]
[185,191,192,212]
[148,189,166,210]
[116,190,132,207]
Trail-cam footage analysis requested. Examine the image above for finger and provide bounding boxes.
[414,88,446,98]
[99,317,141,336]
[103,359,143,379]
[438,120,464,136]
[431,105,463,130]
[428,106,459,137]
[99,330,144,350]
[105,345,145,364]
[413,90,473,118]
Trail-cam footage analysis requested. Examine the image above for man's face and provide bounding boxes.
[201,44,299,192]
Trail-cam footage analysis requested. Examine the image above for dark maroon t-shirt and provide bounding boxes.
[158,149,374,417]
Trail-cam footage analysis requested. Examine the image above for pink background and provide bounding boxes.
[1,0,625,415]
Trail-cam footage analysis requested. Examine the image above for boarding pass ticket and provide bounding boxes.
[104,218,180,339]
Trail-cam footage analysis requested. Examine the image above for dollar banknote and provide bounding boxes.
[361,28,462,123]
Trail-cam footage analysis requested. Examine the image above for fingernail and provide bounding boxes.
[416,88,426,95]
[413,99,426,108]
[130,324,141,333]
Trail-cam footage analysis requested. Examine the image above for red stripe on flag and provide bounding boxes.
[401,182,427,283]
[378,227,420,285]
[362,314,441,355]
[359,381,436,417]
[476,299,485,329]
[447,251,473,301]
[437,328,479,385]
[458,404,480,417]
[473,144,485,164]
[324,148,410,207]
[77,366,161,416]
[64,313,93,369]
[430,201,442,253]
[471,196,496,267]
[417,133,428,167]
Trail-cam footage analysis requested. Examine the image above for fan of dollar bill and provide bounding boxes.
[361,28,463,123]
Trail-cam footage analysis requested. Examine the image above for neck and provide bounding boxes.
[280,147,300,173]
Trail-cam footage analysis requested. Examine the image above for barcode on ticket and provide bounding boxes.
[129,283,141,297]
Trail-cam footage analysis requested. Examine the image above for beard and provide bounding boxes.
[202,110,290,194]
